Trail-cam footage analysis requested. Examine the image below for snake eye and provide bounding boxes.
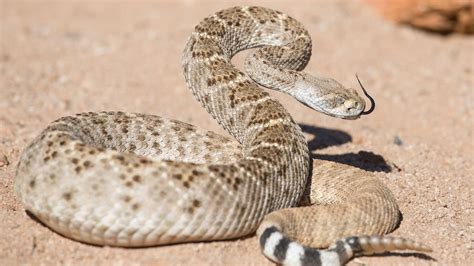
[333,97,345,106]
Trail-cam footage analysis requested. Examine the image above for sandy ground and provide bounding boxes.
[1,1,472,265]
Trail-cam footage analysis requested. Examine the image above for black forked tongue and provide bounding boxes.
[356,74,375,115]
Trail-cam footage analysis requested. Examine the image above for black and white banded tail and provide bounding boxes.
[259,226,432,266]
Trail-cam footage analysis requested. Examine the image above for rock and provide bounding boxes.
[363,0,474,34]
[394,135,403,146]
[0,154,9,167]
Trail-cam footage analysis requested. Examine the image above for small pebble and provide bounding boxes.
[0,154,9,167]
[393,135,403,146]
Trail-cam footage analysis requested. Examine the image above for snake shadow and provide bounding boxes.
[299,123,394,173]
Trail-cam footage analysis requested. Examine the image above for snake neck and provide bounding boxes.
[182,6,311,209]
[182,6,310,142]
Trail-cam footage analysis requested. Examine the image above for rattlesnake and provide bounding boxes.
[15,6,430,266]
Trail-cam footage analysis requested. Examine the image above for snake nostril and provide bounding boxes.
[344,100,355,109]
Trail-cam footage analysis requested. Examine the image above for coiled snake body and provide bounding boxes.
[15,6,430,265]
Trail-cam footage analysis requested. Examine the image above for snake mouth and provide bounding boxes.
[356,74,375,115]
[340,114,361,120]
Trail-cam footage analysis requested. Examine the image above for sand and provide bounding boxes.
[1,1,472,265]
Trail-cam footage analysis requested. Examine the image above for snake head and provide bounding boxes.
[290,74,374,120]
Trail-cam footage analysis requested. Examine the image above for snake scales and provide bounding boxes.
[15,6,430,266]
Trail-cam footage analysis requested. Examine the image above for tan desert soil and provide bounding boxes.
[0,1,472,265]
